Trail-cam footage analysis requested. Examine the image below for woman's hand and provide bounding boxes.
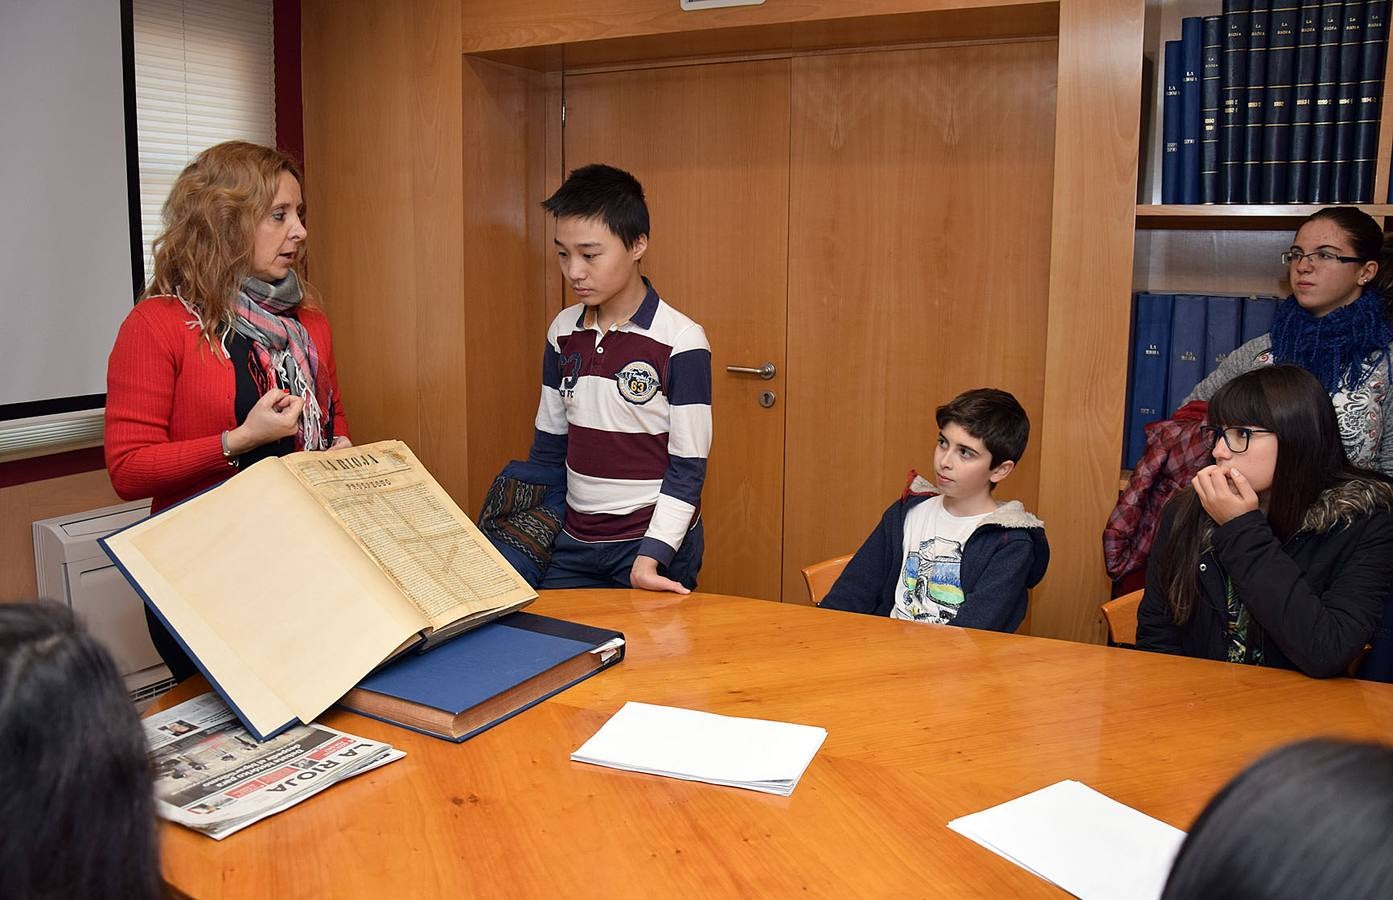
[1192,464,1260,526]
[225,389,304,455]
[330,436,353,450]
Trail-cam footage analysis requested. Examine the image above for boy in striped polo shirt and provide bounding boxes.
[527,164,712,594]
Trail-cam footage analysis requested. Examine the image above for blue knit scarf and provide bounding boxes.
[1269,287,1393,394]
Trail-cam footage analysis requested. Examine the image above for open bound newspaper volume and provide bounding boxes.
[102,440,537,741]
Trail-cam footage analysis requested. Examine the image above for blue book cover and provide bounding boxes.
[1164,40,1184,204]
[1222,0,1254,202]
[1352,0,1389,201]
[1167,294,1208,415]
[1331,0,1368,201]
[1182,17,1205,203]
[341,612,624,743]
[1241,294,1281,341]
[1261,2,1300,202]
[1311,0,1348,202]
[1243,1,1273,202]
[1289,0,1324,200]
[1126,293,1175,469]
[1205,295,1244,375]
[1202,16,1224,202]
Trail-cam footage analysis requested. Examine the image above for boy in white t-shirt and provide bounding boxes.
[821,388,1049,631]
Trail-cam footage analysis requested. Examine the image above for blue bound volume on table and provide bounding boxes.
[339,612,625,743]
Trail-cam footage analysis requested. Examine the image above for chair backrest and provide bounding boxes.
[802,554,853,606]
[1101,589,1143,646]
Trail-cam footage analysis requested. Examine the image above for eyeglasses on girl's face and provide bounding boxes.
[1200,425,1276,453]
[1280,249,1362,266]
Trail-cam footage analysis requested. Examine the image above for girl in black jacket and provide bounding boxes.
[1137,365,1393,678]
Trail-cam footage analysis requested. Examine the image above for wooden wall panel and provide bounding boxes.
[411,0,469,504]
[303,3,424,463]
[0,471,121,602]
[303,0,470,502]
[460,57,557,515]
[784,41,1058,604]
[1030,0,1145,642]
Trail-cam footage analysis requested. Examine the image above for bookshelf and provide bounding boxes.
[1142,0,1393,208]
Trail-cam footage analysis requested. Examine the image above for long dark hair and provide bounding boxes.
[1163,738,1393,899]
[1161,365,1373,624]
[1301,206,1393,317]
[0,602,161,900]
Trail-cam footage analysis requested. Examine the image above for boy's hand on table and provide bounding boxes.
[629,555,690,595]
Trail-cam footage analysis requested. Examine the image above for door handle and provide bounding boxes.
[725,362,777,380]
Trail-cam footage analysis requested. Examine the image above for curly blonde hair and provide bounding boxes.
[146,141,317,346]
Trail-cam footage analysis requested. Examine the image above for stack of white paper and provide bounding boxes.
[948,780,1187,900]
[571,701,827,796]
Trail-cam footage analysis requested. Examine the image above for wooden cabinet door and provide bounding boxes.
[562,59,792,601]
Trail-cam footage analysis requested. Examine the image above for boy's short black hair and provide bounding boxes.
[935,388,1029,469]
[541,163,650,249]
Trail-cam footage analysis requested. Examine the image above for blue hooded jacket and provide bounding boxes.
[821,473,1049,632]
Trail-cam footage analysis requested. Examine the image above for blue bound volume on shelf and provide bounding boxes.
[1126,293,1175,469]
[1167,294,1208,415]
[1182,17,1205,203]
[1164,40,1184,204]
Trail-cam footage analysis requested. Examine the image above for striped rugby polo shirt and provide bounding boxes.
[529,278,712,565]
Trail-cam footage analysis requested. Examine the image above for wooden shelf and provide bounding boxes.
[469,2,1060,71]
[1136,204,1393,229]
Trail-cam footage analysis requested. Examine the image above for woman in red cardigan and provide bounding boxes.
[106,141,351,680]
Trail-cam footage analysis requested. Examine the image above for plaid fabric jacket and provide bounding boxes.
[1103,401,1210,580]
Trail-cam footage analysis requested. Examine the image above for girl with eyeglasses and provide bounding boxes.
[1184,206,1393,475]
[1137,365,1393,677]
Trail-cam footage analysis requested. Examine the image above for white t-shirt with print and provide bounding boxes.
[892,495,993,624]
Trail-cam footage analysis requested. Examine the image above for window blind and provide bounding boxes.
[132,0,275,282]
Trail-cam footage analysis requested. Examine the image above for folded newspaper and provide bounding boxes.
[144,692,404,839]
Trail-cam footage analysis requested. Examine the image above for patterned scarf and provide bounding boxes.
[1269,287,1393,394]
[232,271,333,450]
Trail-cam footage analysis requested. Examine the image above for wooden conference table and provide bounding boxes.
[153,590,1393,898]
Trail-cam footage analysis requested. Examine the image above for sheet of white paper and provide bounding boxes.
[591,637,625,663]
[947,780,1186,900]
[571,701,827,796]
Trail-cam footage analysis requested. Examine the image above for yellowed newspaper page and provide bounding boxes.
[280,440,536,631]
[103,458,428,736]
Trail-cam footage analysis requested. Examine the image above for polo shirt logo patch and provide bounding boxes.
[559,352,583,398]
[616,361,661,404]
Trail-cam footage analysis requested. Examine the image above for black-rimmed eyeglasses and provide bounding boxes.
[1200,425,1276,453]
[1280,249,1362,266]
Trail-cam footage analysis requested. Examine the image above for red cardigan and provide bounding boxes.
[105,296,351,514]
